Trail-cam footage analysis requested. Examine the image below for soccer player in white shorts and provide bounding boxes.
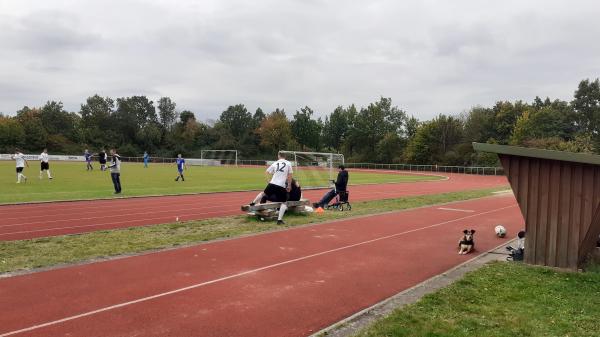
[250,152,293,224]
[12,149,29,183]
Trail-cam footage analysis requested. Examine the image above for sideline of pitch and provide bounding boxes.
[311,240,517,337]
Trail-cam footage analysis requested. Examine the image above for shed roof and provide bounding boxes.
[472,142,600,166]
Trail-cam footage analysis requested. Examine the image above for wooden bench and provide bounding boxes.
[241,199,311,220]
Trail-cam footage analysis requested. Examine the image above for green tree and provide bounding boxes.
[462,106,495,143]
[350,97,407,161]
[491,101,527,144]
[219,104,253,142]
[157,97,178,132]
[572,78,600,152]
[179,111,196,125]
[80,95,115,147]
[323,105,354,152]
[40,101,75,138]
[404,114,463,164]
[257,109,294,152]
[252,108,266,129]
[16,107,48,150]
[510,99,577,146]
[0,115,25,151]
[114,96,158,145]
[405,116,420,139]
[291,106,322,150]
[404,121,437,164]
[376,132,404,163]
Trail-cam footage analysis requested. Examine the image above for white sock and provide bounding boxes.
[278,203,288,221]
[40,171,43,179]
[16,174,20,183]
[252,192,264,204]
[47,170,52,178]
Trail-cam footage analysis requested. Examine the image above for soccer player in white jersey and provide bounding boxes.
[12,148,29,183]
[39,148,53,180]
[250,151,293,225]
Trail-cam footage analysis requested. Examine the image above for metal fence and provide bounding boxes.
[343,163,503,175]
[2,154,503,175]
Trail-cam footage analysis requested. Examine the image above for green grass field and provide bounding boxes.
[0,161,439,204]
[354,262,600,337]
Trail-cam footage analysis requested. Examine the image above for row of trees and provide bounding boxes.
[1,79,599,166]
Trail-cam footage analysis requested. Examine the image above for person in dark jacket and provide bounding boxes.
[313,165,348,208]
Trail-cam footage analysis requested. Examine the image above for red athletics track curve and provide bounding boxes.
[0,194,522,337]
[0,172,507,241]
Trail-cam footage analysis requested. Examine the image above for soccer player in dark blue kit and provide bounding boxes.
[175,154,187,181]
[84,149,94,171]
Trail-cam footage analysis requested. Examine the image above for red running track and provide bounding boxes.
[0,194,522,337]
[0,173,507,241]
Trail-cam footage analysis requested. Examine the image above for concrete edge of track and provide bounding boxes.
[0,192,513,279]
[0,171,449,207]
[310,239,517,337]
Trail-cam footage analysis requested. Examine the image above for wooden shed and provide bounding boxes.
[473,143,600,270]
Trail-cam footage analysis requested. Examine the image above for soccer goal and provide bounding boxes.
[278,151,345,189]
[199,150,238,166]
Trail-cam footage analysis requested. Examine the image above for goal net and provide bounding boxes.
[198,150,238,166]
[278,151,345,189]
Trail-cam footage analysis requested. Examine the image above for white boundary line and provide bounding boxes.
[0,204,516,337]
[437,207,475,213]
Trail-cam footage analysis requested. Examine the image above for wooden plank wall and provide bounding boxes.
[500,155,600,269]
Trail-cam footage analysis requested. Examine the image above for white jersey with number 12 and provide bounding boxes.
[267,159,293,188]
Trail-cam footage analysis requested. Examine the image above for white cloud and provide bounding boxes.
[0,0,599,120]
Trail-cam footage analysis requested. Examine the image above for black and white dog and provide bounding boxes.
[458,229,475,254]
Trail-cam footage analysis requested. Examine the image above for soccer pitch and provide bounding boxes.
[0,161,440,204]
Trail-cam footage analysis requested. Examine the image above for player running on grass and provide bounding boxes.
[175,154,187,181]
[98,148,108,171]
[84,149,93,171]
[12,148,29,183]
[39,148,53,180]
[250,151,293,225]
[143,151,150,168]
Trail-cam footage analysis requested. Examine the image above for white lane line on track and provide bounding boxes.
[0,203,517,336]
[0,208,239,237]
[437,207,475,213]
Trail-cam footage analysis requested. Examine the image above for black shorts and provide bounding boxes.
[41,162,49,170]
[16,167,23,173]
[263,183,288,202]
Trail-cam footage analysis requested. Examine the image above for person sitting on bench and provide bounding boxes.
[288,178,302,202]
[313,165,348,209]
[273,179,302,225]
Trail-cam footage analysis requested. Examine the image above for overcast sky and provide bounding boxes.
[1,0,599,121]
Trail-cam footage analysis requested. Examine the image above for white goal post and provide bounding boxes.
[278,150,345,188]
[200,150,238,166]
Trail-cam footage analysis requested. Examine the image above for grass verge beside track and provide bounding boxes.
[352,262,600,337]
[0,187,507,275]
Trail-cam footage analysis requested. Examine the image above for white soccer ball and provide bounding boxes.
[495,225,507,238]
